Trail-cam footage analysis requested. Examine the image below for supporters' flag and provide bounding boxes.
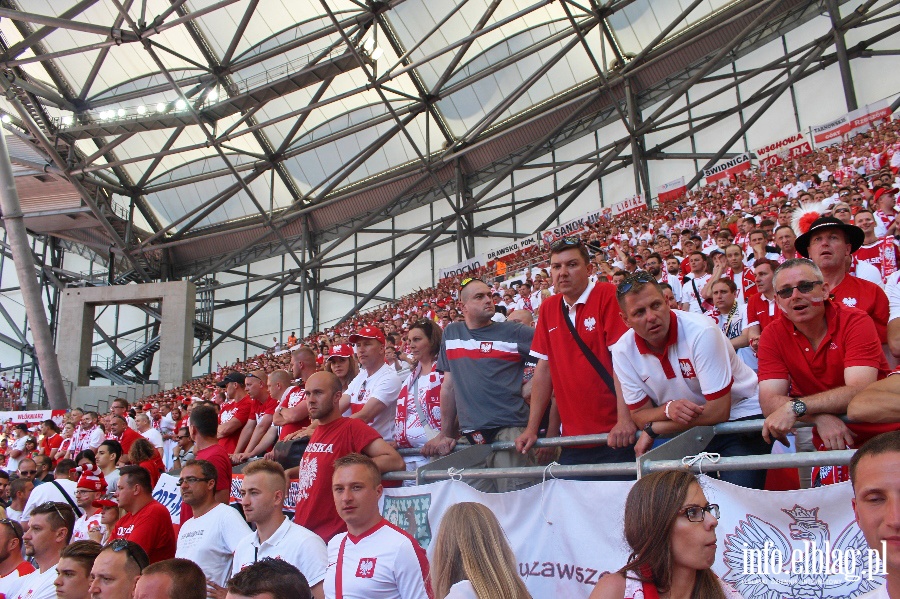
[657,177,687,202]
[812,115,851,148]
[486,234,541,261]
[1,409,65,427]
[383,477,881,597]
[755,133,813,171]
[812,100,892,149]
[611,194,647,216]
[702,153,751,183]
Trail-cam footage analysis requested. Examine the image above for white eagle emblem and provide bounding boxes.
[356,558,377,578]
[479,342,493,353]
[678,359,696,379]
[583,316,597,331]
[722,504,883,598]
[842,297,858,308]
[296,456,318,501]
[219,409,236,423]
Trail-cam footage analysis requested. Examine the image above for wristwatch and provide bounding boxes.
[643,422,660,439]
[791,399,807,417]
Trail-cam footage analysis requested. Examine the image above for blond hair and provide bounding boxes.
[430,503,531,599]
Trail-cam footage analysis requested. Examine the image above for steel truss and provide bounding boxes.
[0,0,897,399]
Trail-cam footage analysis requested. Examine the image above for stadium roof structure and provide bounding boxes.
[0,0,897,391]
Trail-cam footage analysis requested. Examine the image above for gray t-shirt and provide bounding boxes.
[437,321,533,431]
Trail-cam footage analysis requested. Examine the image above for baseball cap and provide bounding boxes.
[873,187,898,202]
[348,326,386,345]
[92,498,118,509]
[326,344,353,361]
[217,372,246,388]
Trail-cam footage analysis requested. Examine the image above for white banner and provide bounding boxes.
[0,410,66,425]
[540,209,604,244]
[152,473,183,525]
[658,177,687,202]
[812,115,850,148]
[812,100,894,148]
[610,195,647,216]
[703,154,752,183]
[437,254,487,281]
[755,133,813,171]
[382,478,882,598]
[486,235,541,261]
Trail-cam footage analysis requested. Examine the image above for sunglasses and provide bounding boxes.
[107,539,149,572]
[775,280,823,299]
[18,470,37,476]
[549,236,583,252]
[245,373,262,381]
[0,518,23,541]
[37,502,68,524]
[615,272,656,297]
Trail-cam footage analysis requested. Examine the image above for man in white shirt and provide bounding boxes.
[6,424,28,473]
[135,413,164,459]
[680,251,712,314]
[848,431,900,598]
[324,454,430,599]
[77,412,105,455]
[8,502,76,599]
[20,460,79,529]
[71,465,107,543]
[176,460,250,597]
[342,327,403,441]
[233,460,326,599]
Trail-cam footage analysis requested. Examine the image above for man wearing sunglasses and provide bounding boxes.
[515,237,637,479]
[758,258,896,485]
[613,274,768,488]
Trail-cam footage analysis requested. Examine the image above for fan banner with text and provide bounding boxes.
[381,477,884,598]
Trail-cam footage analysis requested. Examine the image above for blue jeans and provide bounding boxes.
[557,444,637,481]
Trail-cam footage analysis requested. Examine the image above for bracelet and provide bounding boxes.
[664,401,673,420]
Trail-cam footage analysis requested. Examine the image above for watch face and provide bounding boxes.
[792,401,806,416]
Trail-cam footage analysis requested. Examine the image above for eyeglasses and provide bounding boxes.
[775,280,823,299]
[681,504,720,522]
[615,272,656,297]
[176,435,191,440]
[177,476,211,486]
[550,236,584,252]
[107,539,149,572]
[0,518,23,541]
[460,277,483,289]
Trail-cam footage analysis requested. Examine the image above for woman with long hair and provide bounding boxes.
[589,470,742,599]
[323,344,359,392]
[128,438,164,488]
[392,319,443,480]
[431,502,531,599]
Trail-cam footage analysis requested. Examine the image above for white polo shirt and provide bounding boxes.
[176,503,251,587]
[232,516,327,587]
[324,519,430,599]
[345,364,403,441]
[8,565,58,599]
[612,309,761,421]
[886,270,900,322]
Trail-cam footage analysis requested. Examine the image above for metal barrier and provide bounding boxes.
[384,418,855,483]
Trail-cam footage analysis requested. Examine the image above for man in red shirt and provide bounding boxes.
[758,258,894,486]
[109,415,143,456]
[743,258,778,353]
[232,370,276,463]
[216,372,252,454]
[292,372,404,543]
[112,465,176,563]
[181,403,231,524]
[795,215,889,344]
[39,420,62,465]
[515,237,635,478]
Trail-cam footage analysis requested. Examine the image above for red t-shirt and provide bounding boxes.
[112,500,177,564]
[758,300,896,447]
[292,417,381,542]
[138,454,164,488]
[530,282,628,439]
[251,395,277,421]
[830,274,889,343]
[40,433,62,465]
[217,396,252,454]
[179,443,232,524]
[118,427,143,455]
[278,385,311,440]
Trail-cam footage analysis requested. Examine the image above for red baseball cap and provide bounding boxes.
[92,498,118,509]
[874,187,898,201]
[348,326,385,345]
[326,344,353,361]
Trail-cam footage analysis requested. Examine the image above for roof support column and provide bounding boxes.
[0,127,68,409]
[625,78,651,204]
[827,0,857,112]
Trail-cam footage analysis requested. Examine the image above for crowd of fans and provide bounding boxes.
[0,118,899,598]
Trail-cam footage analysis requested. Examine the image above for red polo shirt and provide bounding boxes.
[745,292,779,331]
[118,426,143,455]
[829,274,889,343]
[217,396,252,454]
[757,300,896,449]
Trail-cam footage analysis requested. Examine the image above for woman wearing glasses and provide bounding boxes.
[589,470,742,599]
[392,319,443,481]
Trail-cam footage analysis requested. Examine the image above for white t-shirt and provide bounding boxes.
[72,510,106,542]
[6,436,27,472]
[9,565,58,599]
[232,516,327,587]
[855,259,885,287]
[103,468,120,494]
[141,428,164,449]
[612,309,762,421]
[681,273,712,313]
[445,580,478,599]
[324,520,430,599]
[20,479,78,523]
[176,503,251,587]
[344,364,403,441]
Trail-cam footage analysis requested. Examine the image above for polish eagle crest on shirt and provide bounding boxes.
[296,456,318,501]
[583,316,597,331]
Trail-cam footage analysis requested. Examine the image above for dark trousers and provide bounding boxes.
[557,444,637,481]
